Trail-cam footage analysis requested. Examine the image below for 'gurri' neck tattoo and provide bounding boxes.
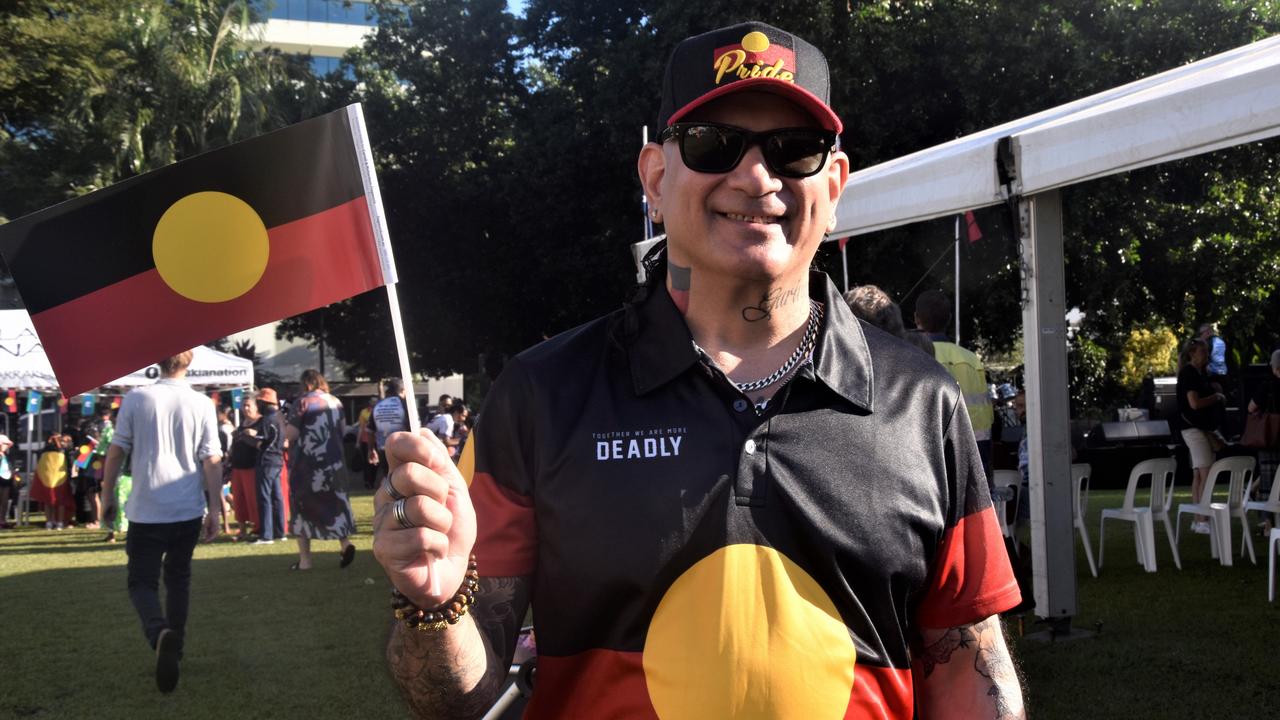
[741,283,802,322]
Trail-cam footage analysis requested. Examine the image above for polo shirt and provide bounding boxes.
[467,272,1020,719]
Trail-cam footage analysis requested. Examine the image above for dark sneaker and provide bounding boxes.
[155,628,181,693]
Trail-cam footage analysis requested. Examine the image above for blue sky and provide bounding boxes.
[507,0,527,16]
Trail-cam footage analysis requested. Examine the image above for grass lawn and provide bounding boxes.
[1014,485,1280,719]
[3,483,1279,719]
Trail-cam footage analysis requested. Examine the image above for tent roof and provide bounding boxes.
[0,309,252,391]
[831,33,1280,238]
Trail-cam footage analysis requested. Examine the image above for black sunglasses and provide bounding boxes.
[659,122,837,178]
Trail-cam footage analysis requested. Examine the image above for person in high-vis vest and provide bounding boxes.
[914,290,995,479]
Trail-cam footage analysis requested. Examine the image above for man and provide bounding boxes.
[915,289,996,479]
[369,379,410,483]
[1199,322,1228,386]
[844,284,906,338]
[373,21,1024,719]
[101,350,222,693]
[243,387,287,544]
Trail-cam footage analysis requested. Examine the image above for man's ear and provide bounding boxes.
[637,142,667,219]
[826,149,851,232]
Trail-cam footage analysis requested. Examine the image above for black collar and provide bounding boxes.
[622,270,875,412]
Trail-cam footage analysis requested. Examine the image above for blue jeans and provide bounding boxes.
[256,462,286,540]
[126,517,202,651]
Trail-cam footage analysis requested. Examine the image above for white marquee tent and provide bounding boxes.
[828,33,1280,627]
[0,309,253,391]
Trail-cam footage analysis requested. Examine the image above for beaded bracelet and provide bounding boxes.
[391,555,480,631]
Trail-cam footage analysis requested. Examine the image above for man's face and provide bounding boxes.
[243,398,259,421]
[640,91,849,284]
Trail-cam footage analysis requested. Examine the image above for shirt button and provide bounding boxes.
[744,439,757,455]
[733,399,749,412]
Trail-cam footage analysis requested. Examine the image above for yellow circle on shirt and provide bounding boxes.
[643,544,856,719]
[153,191,269,302]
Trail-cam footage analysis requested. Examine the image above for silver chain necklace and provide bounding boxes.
[693,300,823,393]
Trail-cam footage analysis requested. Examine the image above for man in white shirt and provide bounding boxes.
[101,350,222,694]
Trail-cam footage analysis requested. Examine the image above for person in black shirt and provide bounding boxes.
[1177,337,1226,533]
[1247,349,1280,529]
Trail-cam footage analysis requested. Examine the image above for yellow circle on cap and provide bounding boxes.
[643,544,856,718]
[741,31,770,53]
[153,191,269,303]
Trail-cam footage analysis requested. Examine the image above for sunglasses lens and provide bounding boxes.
[680,125,745,173]
[765,131,830,177]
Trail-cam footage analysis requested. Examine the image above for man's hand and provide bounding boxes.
[373,430,477,609]
[201,512,219,543]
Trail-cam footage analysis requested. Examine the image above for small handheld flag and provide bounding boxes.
[231,388,243,409]
[0,104,396,396]
[5,391,16,413]
[111,395,122,410]
[58,394,68,414]
[75,442,95,469]
[81,394,96,415]
[26,391,41,414]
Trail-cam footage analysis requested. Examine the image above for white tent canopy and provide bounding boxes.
[0,309,253,391]
[831,33,1280,238]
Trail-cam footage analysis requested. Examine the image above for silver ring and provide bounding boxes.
[382,475,406,502]
[392,499,415,530]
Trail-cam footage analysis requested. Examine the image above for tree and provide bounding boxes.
[0,0,297,220]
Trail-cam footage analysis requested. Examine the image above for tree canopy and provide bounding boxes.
[4,0,1279,410]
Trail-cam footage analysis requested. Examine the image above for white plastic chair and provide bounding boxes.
[991,469,1021,548]
[1147,457,1182,570]
[1227,457,1258,564]
[1099,459,1161,572]
[1176,455,1254,567]
[1070,464,1097,577]
[1270,528,1280,602]
[1244,464,1280,551]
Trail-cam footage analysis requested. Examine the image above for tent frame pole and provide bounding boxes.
[1020,190,1078,621]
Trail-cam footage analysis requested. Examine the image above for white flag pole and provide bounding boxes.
[350,103,439,596]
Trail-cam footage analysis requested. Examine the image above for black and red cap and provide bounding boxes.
[657,21,842,134]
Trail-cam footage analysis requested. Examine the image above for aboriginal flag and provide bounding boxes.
[0,104,395,395]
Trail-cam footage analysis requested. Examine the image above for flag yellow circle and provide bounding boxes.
[741,31,771,53]
[643,544,856,719]
[152,192,269,303]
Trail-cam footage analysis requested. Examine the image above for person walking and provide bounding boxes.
[286,369,356,570]
[100,350,223,693]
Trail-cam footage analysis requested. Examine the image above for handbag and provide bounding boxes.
[1240,411,1280,449]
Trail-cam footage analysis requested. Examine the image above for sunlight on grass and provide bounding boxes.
[1,489,407,718]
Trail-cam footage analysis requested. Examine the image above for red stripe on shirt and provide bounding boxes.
[470,470,537,577]
[916,506,1022,629]
[527,649,655,719]
[847,664,914,719]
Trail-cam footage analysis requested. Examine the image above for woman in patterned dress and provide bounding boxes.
[286,369,356,570]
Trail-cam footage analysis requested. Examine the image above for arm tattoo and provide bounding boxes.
[741,284,802,322]
[920,617,1024,720]
[386,576,531,720]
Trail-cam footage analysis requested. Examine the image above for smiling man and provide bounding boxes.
[373,21,1025,719]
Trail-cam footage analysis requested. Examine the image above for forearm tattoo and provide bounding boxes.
[920,617,1024,720]
[386,577,530,720]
